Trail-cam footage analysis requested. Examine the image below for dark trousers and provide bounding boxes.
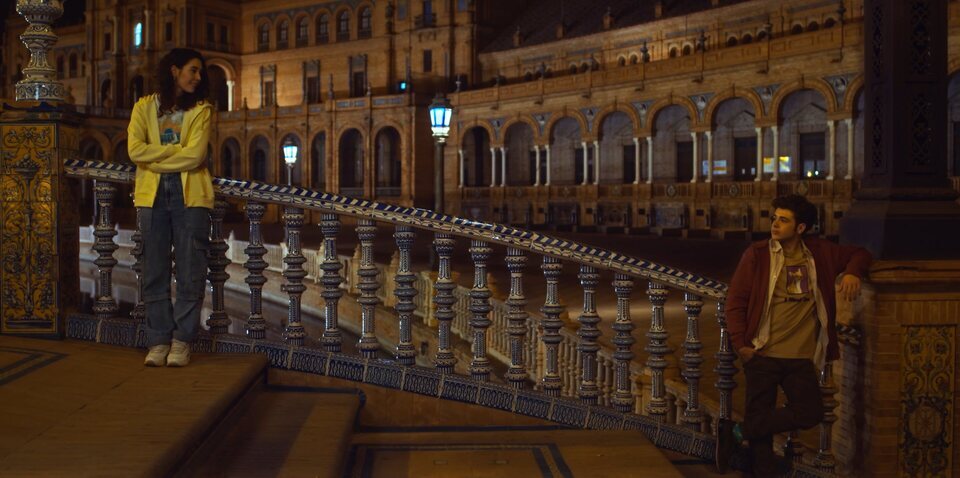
[742,356,824,477]
[139,173,210,347]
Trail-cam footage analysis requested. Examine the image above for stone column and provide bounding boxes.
[771,125,779,181]
[500,146,507,187]
[581,141,589,185]
[705,131,714,183]
[646,137,654,184]
[633,137,641,184]
[144,9,153,49]
[458,149,465,187]
[226,80,235,111]
[827,120,837,180]
[755,127,764,181]
[533,145,541,186]
[545,144,552,185]
[690,131,699,183]
[489,147,497,187]
[593,140,601,185]
[845,118,854,180]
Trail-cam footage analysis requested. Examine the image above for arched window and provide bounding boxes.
[726,36,738,47]
[569,64,578,75]
[741,33,753,44]
[359,7,372,39]
[133,22,143,48]
[791,24,804,35]
[316,14,330,43]
[617,56,626,67]
[682,44,692,56]
[669,47,678,58]
[297,17,309,47]
[69,53,78,78]
[277,20,289,49]
[337,11,351,41]
[56,56,64,79]
[258,23,270,51]
[824,18,837,29]
[807,21,820,32]
[630,54,639,65]
[756,30,768,41]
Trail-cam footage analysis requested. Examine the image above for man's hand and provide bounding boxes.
[738,347,757,363]
[837,274,862,302]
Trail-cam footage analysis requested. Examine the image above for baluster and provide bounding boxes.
[393,226,417,365]
[281,206,307,345]
[713,299,738,420]
[130,207,146,324]
[320,214,344,352]
[468,240,493,380]
[356,219,380,358]
[645,282,671,420]
[681,293,704,430]
[205,200,231,334]
[577,265,601,405]
[814,363,838,471]
[93,182,119,320]
[611,273,636,413]
[784,430,804,465]
[504,247,529,388]
[539,256,564,397]
[243,202,268,339]
[433,233,457,373]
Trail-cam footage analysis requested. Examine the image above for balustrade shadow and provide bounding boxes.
[64,158,837,476]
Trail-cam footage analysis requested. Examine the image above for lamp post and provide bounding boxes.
[283,139,299,186]
[429,94,452,214]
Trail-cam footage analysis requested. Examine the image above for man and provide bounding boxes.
[715,194,872,476]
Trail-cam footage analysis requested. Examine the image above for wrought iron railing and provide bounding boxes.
[65,158,837,475]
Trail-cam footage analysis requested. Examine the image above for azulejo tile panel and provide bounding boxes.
[900,325,954,478]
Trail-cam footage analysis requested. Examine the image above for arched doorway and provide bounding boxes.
[711,97,757,181]
[220,138,240,178]
[249,135,271,182]
[338,129,364,195]
[651,105,692,183]
[311,132,327,189]
[598,112,635,184]
[461,127,491,187]
[778,89,829,179]
[503,123,535,186]
[548,117,584,185]
[374,127,401,196]
[207,65,229,112]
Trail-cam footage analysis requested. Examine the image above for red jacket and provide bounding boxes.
[726,236,872,362]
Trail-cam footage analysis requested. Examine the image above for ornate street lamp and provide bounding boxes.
[429,94,452,214]
[283,139,299,186]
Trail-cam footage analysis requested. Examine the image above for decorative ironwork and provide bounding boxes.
[356,218,381,358]
[130,207,146,324]
[680,293,704,430]
[504,247,529,388]
[205,199,231,334]
[611,273,635,413]
[320,213,344,352]
[714,299,738,420]
[433,233,457,373]
[14,0,67,102]
[468,240,493,381]
[281,206,307,345]
[93,181,119,321]
[243,202,268,339]
[900,326,953,477]
[540,256,564,397]
[910,1,931,75]
[393,225,417,365]
[577,265,601,405]
[645,281,670,420]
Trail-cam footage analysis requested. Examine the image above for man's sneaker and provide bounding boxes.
[166,339,191,367]
[144,345,170,367]
[715,418,739,473]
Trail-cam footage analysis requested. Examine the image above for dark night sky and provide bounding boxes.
[57,0,87,27]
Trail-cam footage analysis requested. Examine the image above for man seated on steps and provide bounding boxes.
[715,194,872,476]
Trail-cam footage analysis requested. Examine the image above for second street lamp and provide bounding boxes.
[429,94,452,214]
[283,139,299,186]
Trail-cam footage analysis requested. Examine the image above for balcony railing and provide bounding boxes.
[63,158,839,476]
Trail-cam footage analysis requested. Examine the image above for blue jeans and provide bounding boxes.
[139,173,210,347]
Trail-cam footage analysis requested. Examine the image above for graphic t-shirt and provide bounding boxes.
[158,108,184,145]
[763,246,819,359]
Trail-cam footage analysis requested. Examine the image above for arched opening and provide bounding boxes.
[359,7,372,39]
[778,89,829,179]
[130,75,144,106]
[68,53,78,78]
[316,14,330,44]
[503,123,535,186]
[598,112,635,184]
[220,138,240,178]
[756,30,768,41]
[311,133,327,189]
[807,21,820,32]
[630,54,639,65]
[569,64,579,75]
[337,10,351,41]
[338,129,364,194]
[824,18,837,29]
[682,44,692,56]
[791,24,804,35]
[669,47,678,58]
[207,65,229,111]
[618,57,626,67]
[279,134,303,185]
[249,135,271,182]
[651,104,693,183]
[100,79,112,107]
[726,37,738,47]
[548,117,585,185]
[56,55,64,79]
[296,17,309,47]
[741,33,753,44]
[277,19,290,49]
[461,127,491,187]
[711,97,758,181]
[375,127,402,196]
[257,23,270,52]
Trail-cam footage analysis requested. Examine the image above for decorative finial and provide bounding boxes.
[14,0,67,102]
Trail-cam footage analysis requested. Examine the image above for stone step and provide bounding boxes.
[179,385,363,478]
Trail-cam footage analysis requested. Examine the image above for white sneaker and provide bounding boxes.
[144,345,170,367]
[166,339,191,367]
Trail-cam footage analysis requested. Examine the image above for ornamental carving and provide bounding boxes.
[900,326,954,477]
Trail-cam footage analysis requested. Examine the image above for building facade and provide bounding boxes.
[3,0,960,232]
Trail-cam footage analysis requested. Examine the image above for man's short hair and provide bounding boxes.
[771,194,818,234]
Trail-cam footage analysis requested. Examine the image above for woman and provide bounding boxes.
[128,48,214,367]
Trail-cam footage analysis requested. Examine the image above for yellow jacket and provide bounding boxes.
[127,94,215,209]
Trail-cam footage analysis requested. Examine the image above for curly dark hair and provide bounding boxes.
[771,194,818,234]
[154,48,209,116]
